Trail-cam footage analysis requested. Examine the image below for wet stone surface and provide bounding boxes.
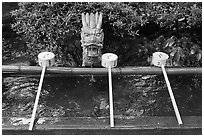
[2,74,202,125]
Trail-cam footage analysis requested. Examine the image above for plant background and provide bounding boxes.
[2,2,202,67]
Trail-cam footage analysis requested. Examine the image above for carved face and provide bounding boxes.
[81,12,104,66]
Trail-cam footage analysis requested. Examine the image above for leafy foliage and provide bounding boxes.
[2,38,12,60]
[147,36,202,67]
[10,2,202,67]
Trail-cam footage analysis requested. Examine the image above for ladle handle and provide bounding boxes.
[161,65,183,125]
[108,66,114,127]
[29,65,46,130]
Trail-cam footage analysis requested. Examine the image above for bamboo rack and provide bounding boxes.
[2,65,202,75]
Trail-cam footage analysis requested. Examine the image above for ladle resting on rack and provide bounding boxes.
[29,52,55,130]
[152,52,183,125]
[102,53,118,127]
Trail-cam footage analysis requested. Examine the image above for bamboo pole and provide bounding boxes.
[108,66,114,127]
[2,65,202,75]
[161,65,183,125]
[29,65,46,130]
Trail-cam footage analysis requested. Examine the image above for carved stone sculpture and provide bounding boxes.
[81,12,104,67]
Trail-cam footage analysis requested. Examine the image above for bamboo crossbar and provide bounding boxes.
[2,65,202,75]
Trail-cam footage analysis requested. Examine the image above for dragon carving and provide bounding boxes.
[81,12,104,66]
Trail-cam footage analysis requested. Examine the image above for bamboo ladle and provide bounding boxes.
[102,53,118,127]
[29,52,55,130]
[152,52,183,125]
